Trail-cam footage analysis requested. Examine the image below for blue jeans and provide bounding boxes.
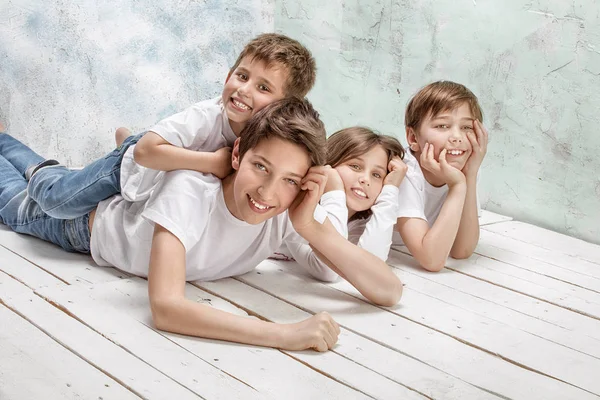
[0,134,90,253]
[22,132,144,219]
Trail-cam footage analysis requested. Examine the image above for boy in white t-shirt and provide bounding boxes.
[391,81,489,271]
[23,33,316,218]
[0,99,403,352]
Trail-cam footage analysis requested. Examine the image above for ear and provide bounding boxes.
[406,127,420,152]
[231,137,242,171]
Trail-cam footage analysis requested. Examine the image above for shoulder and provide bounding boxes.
[158,170,221,198]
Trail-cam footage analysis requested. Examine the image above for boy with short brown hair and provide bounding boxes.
[393,81,488,271]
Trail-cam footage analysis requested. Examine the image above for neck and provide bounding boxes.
[222,172,243,220]
[229,119,245,137]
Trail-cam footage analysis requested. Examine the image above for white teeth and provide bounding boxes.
[232,98,251,110]
[352,188,367,198]
[447,149,464,156]
[249,196,269,210]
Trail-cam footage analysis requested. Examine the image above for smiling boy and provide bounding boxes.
[0,99,403,352]
[23,33,316,219]
[391,81,488,271]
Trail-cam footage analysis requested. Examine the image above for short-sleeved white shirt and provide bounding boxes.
[91,170,335,282]
[120,97,237,202]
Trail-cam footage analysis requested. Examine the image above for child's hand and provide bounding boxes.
[278,312,340,352]
[462,120,488,180]
[289,166,329,234]
[210,147,233,178]
[324,166,344,193]
[420,143,465,187]
[383,156,408,187]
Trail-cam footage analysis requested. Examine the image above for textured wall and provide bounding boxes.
[275,0,600,244]
[1,1,598,244]
[0,0,274,165]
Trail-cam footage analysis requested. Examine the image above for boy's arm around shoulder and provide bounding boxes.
[133,102,233,178]
[147,224,340,351]
[134,132,233,178]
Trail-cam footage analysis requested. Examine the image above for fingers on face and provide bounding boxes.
[438,148,449,166]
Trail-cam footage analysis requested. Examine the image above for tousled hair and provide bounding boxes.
[405,81,483,133]
[238,97,326,166]
[230,33,316,98]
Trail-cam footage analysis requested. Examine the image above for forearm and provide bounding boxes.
[416,183,467,271]
[450,176,479,259]
[151,296,284,347]
[300,221,403,306]
[356,185,399,261]
[134,140,216,173]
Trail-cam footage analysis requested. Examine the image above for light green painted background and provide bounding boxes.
[275,0,600,244]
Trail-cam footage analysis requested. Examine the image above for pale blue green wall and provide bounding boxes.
[1,1,598,244]
[275,0,600,244]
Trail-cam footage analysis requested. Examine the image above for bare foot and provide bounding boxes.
[115,127,132,147]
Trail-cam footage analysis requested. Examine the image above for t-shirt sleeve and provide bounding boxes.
[149,103,213,149]
[141,171,216,250]
[354,185,399,261]
[319,190,348,238]
[283,223,340,283]
[397,173,427,221]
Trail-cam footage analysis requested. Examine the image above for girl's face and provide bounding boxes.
[334,145,389,217]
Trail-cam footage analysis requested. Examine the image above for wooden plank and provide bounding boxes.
[478,228,600,280]
[302,266,600,395]
[196,277,501,400]
[438,251,600,319]
[0,305,141,400]
[237,261,598,400]
[483,221,600,265]
[0,272,208,400]
[38,278,370,400]
[0,244,64,289]
[478,210,512,226]
[388,251,600,354]
[475,232,600,292]
[0,224,130,285]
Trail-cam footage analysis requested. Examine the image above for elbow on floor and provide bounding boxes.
[150,298,175,331]
[420,259,446,273]
[450,248,475,260]
[373,280,403,307]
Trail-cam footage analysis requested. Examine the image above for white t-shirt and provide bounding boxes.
[91,170,338,282]
[120,97,237,202]
[390,149,479,246]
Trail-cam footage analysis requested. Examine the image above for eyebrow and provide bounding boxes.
[255,155,304,179]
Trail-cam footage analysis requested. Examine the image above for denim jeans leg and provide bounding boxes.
[0,155,82,252]
[28,133,144,219]
[0,133,45,176]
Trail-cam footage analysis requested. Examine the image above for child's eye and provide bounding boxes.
[255,163,266,171]
[259,84,270,92]
[462,125,474,130]
[237,73,248,81]
[350,164,361,170]
[373,173,382,179]
[435,124,449,129]
[285,178,298,186]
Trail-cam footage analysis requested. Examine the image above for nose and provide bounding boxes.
[358,174,370,187]
[449,126,464,143]
[257,178,276,200]
[237,80,252,98]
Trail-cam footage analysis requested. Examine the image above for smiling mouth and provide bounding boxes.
[446,149,465,156]
[351,188,368,199]
[232,98,252,111]
[247,194,273,213]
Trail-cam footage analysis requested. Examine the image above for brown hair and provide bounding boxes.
[230,33,316,99]
[327,127,404,167]
[238,97,326,166]
[327,127,404,220]
[405,81,483,133]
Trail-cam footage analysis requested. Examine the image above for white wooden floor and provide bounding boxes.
[1,210,599,400]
